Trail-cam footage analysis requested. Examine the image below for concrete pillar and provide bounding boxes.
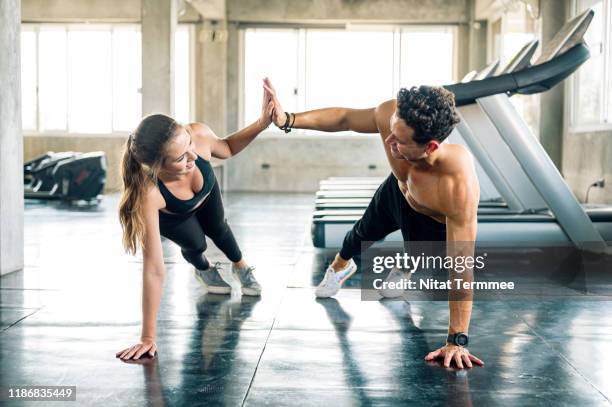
[141,0,176,116]
[0,0,24,276]
[466,0,487,73]
[457,24,470,80]
[226,22,240,134]
[539,0,567,169]
[195,19,228,135]
[468,19,487,72]
[459,0,487,78]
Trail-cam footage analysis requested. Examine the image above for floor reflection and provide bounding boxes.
[3,193,612,405]
[122,294,261,406]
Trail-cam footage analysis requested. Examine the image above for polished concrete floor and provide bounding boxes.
[1,193,612,406]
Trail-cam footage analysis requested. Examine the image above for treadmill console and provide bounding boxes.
[535,8,594,64]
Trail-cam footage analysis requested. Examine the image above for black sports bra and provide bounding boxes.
[157,155,216,214]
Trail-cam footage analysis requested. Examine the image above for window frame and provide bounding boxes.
[67,23,114,134]
[35,23,69,135]
[239,23,458,138]
[398,25,459,89]
[21,22,195,137]
[568,0,612,133]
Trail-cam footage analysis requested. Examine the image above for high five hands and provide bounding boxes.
[262,78,287,128]
[258,77,276,130]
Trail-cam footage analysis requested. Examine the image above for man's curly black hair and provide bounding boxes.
[396,86,460,145]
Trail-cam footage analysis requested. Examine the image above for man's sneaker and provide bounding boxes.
[378,268,412,299]
[315,259,357,298]
[232,265,262,296]
[194,262,231,294]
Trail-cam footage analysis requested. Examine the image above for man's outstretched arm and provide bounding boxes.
[425,172,484,369]
[264,78,379,134]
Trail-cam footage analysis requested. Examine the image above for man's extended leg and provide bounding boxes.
[377,191,447,298]
[316,173,404,297]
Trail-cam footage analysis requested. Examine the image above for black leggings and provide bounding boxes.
[158,181,242,270]
[340,173,447,260]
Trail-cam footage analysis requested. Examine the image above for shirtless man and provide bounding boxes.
[264,79,484,369]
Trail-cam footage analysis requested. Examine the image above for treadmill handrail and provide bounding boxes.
[477,94,606,248]
[445,43,590,106]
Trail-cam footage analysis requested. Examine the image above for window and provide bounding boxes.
[38,26,67,132]
[242,26,457,132]
[489,3,541,137]
[20,27,37,131]
[68,27,113,133]
[112,26,142,132]
[20,24,193,134]
[400,27,455,88]
[305,30,395,109]
[570,0,611,130]
[243,29,300,131]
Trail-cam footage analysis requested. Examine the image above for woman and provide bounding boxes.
[115,80,274,361]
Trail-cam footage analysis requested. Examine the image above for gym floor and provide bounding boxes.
[1,193,611,406]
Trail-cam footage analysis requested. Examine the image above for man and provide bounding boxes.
[264,79,483,369]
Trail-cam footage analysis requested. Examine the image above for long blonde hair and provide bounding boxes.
[119,114,180,254]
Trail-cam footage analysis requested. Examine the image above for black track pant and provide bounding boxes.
[158,182,242,270]
[339,173,447,260]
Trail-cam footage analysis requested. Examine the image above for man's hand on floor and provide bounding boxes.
[425,344,484,369]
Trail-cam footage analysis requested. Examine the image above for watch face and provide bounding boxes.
[456,334,468,346]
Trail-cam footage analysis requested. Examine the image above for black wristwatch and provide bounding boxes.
[447,332,469,347]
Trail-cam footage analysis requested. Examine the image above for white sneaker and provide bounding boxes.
[378,268,412,299]
[315,259,357,298]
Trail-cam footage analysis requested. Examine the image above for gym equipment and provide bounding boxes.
[312,9,612,249]
[24,151,107,205]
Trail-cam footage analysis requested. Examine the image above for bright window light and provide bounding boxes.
[573,0,604,126]
[113,27,142,132]
[243,27,457,133]
[305,30,394,110]
[67,28,112,133]
[22,23,193,134]
[244,29,299,126]
[400,29,455,88]
[38,26,68,131]
[174,26,191,125]
[609,3,612,124]
[20,29,37,130]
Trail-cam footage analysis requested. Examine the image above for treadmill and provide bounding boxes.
[312,8,612,249]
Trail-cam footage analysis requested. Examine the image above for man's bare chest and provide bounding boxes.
[396,171,446,223]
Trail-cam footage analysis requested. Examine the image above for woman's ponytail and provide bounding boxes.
[118,114,180,255]
[119,135,150,255]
